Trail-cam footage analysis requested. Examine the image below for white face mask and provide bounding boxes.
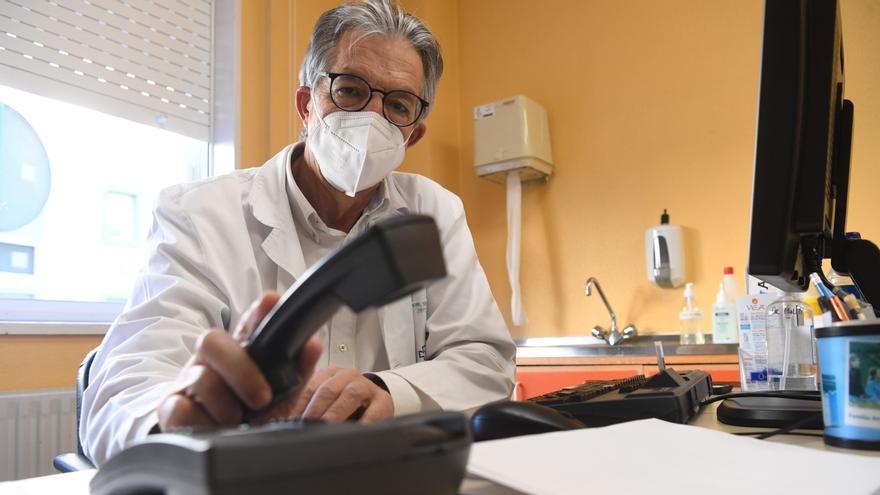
[307,108,410,197]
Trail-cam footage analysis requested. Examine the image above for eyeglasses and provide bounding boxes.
[319,72,429,128]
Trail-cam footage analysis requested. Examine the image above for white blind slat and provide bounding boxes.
[29,1,209,81]
[148,0,212,30]
[94,0,211,51]
[0,0,213,140]
[163,0,212,23]
[0,46,208,128]
[0,6,209,99]
[0,16,209,114]
[72,0,210,62]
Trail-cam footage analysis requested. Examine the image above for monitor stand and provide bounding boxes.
[717,391,823,429]
[839,238,880,315]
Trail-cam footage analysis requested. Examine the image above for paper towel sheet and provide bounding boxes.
[506,171,526,326]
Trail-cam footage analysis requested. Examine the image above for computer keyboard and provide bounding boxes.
[528,369,712,427]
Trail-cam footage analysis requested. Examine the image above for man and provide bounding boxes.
[867,369,880,402]
[81,0,516,465]
[850,355,865,399]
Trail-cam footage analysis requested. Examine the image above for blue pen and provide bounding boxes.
[809,272,834,298]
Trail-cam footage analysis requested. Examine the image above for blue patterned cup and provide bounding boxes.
[816,321,880,450]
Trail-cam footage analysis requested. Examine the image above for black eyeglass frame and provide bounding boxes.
[319,71,430,128]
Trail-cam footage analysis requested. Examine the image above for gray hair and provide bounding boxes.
[299,0,443,119]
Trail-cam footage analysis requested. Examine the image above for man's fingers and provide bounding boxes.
[359,394,394,424]
[158,292,315,432]
[194,330,272,410]
[288,365,337,419]
[232,291,282,342]
[300,372,393,423]
[181,365,243,426]
[310,379,370,422]
[157,394,215,432]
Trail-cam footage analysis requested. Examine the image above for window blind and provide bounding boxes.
[0,0,212,141]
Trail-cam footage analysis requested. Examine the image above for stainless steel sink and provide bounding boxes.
[514,336,608,347]
[514,334,738,358]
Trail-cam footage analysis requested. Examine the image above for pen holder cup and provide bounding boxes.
[816,321,880,450]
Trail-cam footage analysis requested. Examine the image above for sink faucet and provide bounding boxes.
[584,277,638,346]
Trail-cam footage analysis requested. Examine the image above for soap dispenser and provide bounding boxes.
[645,210,685,288]
[679,282,706,345]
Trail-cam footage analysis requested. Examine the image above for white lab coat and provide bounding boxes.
[81,144,517,465]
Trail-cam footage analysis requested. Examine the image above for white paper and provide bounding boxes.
[506,170,526,326]
[468,419,880,495]
[0,469,95,495]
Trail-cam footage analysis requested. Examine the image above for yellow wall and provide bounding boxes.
[458,0,764,336]
[0,336,103,391]
[8,0,877,392]
[238,0,880,339]
[456,0,880,336]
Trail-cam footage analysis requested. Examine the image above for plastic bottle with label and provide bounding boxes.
[712,283,738,344]
[721,266,743,303]
[679,283,705,345]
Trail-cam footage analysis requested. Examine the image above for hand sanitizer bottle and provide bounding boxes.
[712,283,738,343]
[679,283,705,345]
[721,266,743,302]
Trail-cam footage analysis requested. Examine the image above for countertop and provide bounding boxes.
[514,334,739,359]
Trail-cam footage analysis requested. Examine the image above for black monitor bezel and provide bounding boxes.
[747,0,846,292]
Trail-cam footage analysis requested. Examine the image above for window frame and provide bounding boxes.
[0,0,237,334]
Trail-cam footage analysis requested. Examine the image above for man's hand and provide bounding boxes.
[288,367,394,424]
[156,291,323,431]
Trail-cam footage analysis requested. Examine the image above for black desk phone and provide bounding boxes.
[91,214,468,495]
[245,213,447,408]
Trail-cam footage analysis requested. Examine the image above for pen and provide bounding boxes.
[817,297,838,322]
[809,273,833,298]
[842,293,867,320]
[830,285,862,320]
[828,295,850,321]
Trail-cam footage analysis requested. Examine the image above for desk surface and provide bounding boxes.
[691,400,880,457]
[3,402,878,494]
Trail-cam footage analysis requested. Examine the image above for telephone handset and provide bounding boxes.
[243,214,447,409]
[89,215,459,495]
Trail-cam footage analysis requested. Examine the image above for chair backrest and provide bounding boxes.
[75,348,99,456]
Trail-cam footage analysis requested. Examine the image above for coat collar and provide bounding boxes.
[247,142,414,283]
[248,143,419,363]
[248,144,308,281]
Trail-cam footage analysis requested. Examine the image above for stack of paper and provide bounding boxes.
[467,419,880,495]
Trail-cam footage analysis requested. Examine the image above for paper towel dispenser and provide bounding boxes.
[473,95,553,183]
[472,95,553,327]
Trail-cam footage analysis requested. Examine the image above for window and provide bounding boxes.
[0,0,230,326]
[0,84,207,320]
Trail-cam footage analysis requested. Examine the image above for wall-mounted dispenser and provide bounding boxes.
[474,95,553,183]
[473,95,553,326]
[645,209,686,288]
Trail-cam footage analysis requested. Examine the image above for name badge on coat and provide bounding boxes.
[411,289,428,362]
[379,288,428,368]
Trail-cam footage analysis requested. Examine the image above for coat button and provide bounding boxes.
[338,344,348,352]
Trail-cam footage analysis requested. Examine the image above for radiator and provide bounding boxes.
[0,389,77,481]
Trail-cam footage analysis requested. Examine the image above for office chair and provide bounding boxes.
[53,347,98,472]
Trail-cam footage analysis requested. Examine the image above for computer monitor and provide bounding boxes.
[747,0,880,309]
